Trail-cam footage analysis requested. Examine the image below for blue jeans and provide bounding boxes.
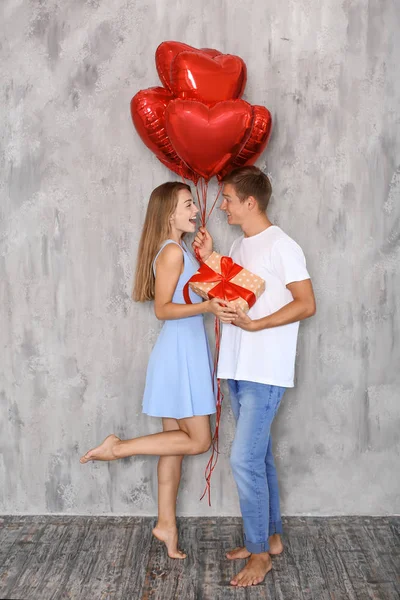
[228,379,286,554]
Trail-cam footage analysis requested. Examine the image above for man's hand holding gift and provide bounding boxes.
[230,305,256,331]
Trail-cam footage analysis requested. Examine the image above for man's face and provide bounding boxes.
[220,183,248,226]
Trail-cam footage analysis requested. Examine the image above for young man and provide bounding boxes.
[194,166,316,587]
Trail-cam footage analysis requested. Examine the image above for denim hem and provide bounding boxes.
[269,520,283,535]
[244,538,270,554]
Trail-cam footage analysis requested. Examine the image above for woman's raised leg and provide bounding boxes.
[80,415,211,462]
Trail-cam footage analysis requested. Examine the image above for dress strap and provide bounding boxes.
[152,239,184,276]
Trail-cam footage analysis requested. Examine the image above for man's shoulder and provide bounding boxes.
[230,227,305,257]
[269,227,304,253]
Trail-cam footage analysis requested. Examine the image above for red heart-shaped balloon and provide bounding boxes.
[217,106,272,180]
[155,41,221,92]
[130,87,199,183]
[171,52,247,105]
[200,48,222,58]
[166,99,254,181]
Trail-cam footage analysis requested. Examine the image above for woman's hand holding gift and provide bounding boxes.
[206,297,237,324]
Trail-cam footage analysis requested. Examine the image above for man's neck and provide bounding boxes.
[241,214,273,238]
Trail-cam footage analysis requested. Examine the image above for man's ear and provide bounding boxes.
[247,196,258,211]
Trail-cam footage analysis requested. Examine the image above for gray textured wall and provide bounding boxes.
[1,0,399,516]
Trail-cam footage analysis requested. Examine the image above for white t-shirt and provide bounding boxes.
[217,226,310,388]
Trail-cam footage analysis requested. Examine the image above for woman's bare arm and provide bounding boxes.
[153,244,237,323]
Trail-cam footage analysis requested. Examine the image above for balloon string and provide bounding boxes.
[200,316,223,506]
[195,183,203,226]
[202,181,208,225]
[193,246,223,507]
[194,179,223,227]
[192,178,224,505]
[205,182,223,224]
[195,179,206,227]
[198,178,208,226]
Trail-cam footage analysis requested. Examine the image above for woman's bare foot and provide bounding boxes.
[230,552,272,587]
[226,535,283,560]
[80,434,121,463]
[152,525,187,560]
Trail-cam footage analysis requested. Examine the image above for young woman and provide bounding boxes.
[80,182,236,558]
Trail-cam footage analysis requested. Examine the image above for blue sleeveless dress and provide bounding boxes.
[142,240,216,419]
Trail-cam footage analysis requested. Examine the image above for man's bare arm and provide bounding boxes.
[233,279,316,332]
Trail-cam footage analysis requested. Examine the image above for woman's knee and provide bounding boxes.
[189,434,212,455]
[179,417,211,455]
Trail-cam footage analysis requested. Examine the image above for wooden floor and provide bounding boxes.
[0,516,399,600]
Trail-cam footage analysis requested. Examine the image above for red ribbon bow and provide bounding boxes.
[183,255,256,309]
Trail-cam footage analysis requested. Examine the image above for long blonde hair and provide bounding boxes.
[133,181,191,302]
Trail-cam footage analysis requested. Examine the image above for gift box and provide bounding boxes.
[183,252,265,313]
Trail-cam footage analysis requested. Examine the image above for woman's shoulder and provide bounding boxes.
[154,240,184,268]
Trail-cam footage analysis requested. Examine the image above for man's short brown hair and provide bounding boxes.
[221,166,272,212]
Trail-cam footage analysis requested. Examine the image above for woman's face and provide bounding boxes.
[170,189,199,235]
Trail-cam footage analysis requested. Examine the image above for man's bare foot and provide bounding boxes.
[152,525,187,560]
[226,535,283,560]
[269,533,284,555]
[226,547,251,560]
[230,552,272,587]
[80,434,121,463]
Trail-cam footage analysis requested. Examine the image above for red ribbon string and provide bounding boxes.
[200,316,222,505]
[195,179,209,227]
[194,178,222,228]
[185,252,256,505]
[205,182,223,224]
